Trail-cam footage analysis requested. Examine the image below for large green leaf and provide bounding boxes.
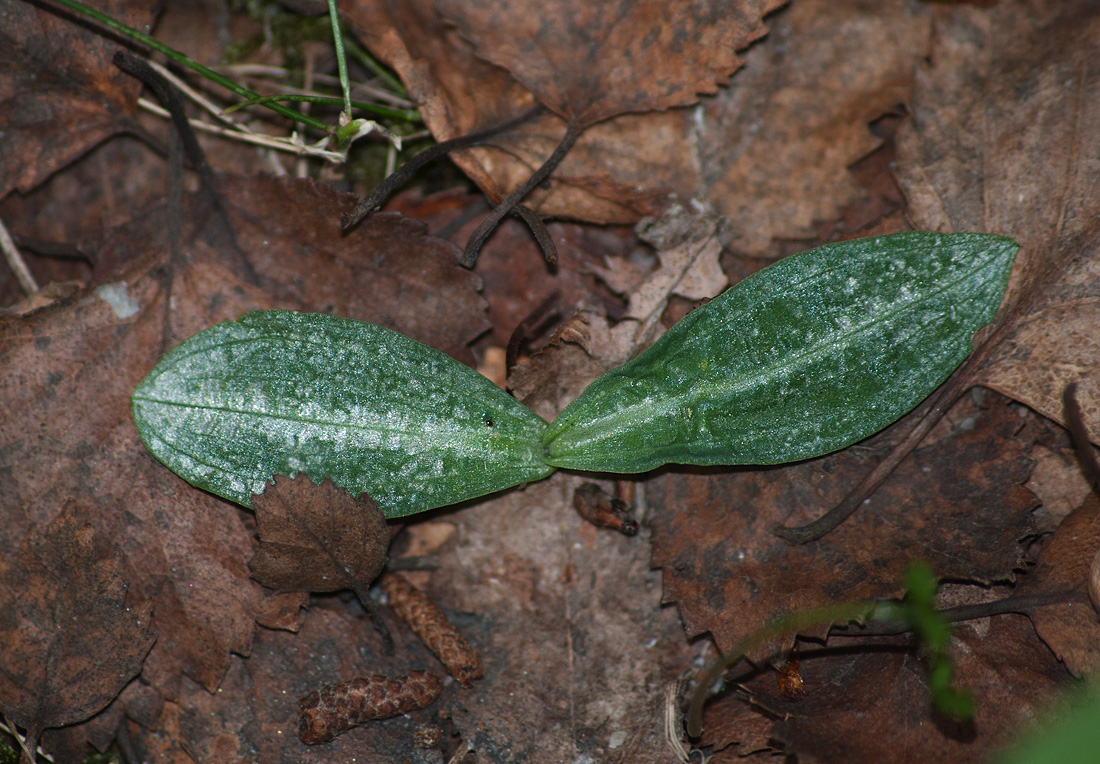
[543,231,1018,473]
[132,311,553,518]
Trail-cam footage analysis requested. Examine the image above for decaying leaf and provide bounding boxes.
[1018,494,1100,677]
[249,476,390,595]
[0,172,489,758]
[895,0,1100,440]
[0,507,156,757]
[744,614,1064,764]
[345,0,928,253]
[0,0,154,198]
[649,392,1036,660]
[436,0,774,126]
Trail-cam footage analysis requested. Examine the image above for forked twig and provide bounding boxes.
[461,120,581,268]
[340,107,543,232]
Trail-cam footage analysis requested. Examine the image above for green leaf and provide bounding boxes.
[543,231,1018,473]
[132,311,553,518]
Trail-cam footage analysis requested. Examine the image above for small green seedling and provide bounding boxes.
[132,231,1017,518]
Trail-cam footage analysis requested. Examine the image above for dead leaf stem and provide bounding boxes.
[1063,382,1100,493]
[340,106,544,232]
[461,120,582,268]
[0,215,38,295]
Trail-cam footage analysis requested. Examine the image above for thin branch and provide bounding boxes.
[0,215,38,295]
[1063,382,1100,493]
[461,121,581,268]
[341,107,543,231]
[509,204,558,266]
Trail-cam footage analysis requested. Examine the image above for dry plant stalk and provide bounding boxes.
[298,671,442,744]
[382,573,484,686]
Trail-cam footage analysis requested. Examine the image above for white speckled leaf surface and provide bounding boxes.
[132,311,553,517]
[544,232,1018,472]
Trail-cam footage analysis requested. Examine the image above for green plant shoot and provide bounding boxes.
[132,231,1016,517]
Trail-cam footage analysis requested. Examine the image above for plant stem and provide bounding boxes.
[224,93,416,121]
[46,0,329,132]
[343,37,407,97]
[325,0,352,118]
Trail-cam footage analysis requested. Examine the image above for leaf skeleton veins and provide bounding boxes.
[132,231,1018,519]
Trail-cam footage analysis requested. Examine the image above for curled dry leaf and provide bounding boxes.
[0,507,156,757]
[572,482,639,536]
[248,475,390,596]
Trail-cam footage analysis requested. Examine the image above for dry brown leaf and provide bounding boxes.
[128,606,450,762]
[0,0,154,198]
[346,0,927,250]
[649,392,1036,660]
[343,0,776,223]
[435,0,774,126]
[894,0,1100,440]
[741,614,1065,764]
[697,0,930,253]
[0,173,489,754]
[249,476,390,596]
[1026,445,1096,530]
[0,507,155,757]
[1018,494,1100,677]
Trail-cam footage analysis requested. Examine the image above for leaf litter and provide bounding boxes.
[2,0,1100,762]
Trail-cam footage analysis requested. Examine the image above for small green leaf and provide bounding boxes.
[543,232,1017,472]
[132,311,553,518]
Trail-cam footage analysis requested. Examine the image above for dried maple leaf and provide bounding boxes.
[894,0,1100,440]
[0,0,154,198]
[0,507,155,758]
[249,476,390,597]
